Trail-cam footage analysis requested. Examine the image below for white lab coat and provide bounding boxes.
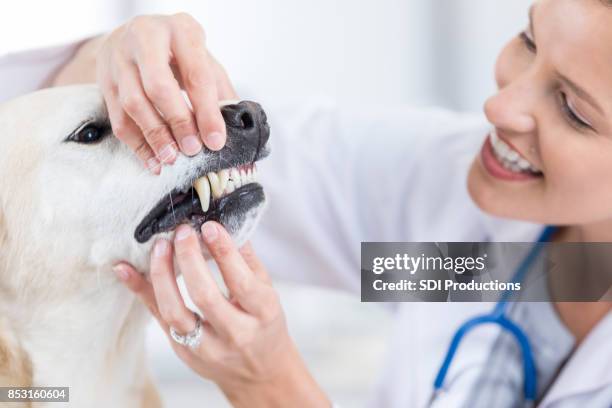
[1,41,610,408]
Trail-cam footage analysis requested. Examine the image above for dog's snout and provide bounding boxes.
[222,101,270,147]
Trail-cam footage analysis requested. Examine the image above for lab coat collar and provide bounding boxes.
[539,311,612,406]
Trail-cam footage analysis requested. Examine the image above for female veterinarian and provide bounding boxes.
[1,0,611,406]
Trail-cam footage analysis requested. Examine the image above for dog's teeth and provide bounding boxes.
[201,165,259,204]
[193,177,211,212]
[226,179,236,194]
[207,172,223,199]
[230,168,242,188]
[219,169,230,194]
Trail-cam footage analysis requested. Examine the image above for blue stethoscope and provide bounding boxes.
[431,226,557,405]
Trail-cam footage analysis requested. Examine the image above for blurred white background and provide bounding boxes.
[0,1,532,406]
[2,0,532,111]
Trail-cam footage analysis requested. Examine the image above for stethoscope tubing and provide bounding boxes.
[431,226,557,404]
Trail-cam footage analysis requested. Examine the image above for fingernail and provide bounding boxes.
[147,157,160,173]
[154,239,170,257]
[206,132,225,151]
[180,135,202,156]
[113,265,130,281]
[159,144,177,164]
[201,222,218,242]
[175,224,193,241]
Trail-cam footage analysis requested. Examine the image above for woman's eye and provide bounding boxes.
[559,92,592,131]
[519,31,537,53]
[71,124,108,144]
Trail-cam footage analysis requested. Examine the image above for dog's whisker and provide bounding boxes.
[217,152,233,169]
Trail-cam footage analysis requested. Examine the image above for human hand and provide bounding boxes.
[114,222,329,407]
[52,14,237,173]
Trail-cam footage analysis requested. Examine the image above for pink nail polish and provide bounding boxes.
[154,239,169,257]
[159,144,177,163]
[175,225,193,241]
[181,135,202,156]
[113,265,130,281]
[206,132,225,151]
[201,222,218,242]
[147,157,160,173]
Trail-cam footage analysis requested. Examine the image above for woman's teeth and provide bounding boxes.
[490,131,541,174]
[192,164,258,212]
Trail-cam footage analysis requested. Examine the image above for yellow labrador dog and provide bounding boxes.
[0,85,269,407]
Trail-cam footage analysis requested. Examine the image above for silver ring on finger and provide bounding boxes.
[170,311,203,349]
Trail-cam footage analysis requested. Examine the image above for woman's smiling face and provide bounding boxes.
[468,0,612,226]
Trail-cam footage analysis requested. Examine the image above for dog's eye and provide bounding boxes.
[75,125,103,144]
[68,123,109,144]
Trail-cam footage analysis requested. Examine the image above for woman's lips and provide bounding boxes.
[480,135,543,182]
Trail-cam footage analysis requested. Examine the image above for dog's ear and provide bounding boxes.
[0,209,32,388]
[0,320,33,387]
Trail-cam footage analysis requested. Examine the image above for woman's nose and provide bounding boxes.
[484,84,536,134]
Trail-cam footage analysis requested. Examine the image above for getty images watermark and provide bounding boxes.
[361,242,612,302]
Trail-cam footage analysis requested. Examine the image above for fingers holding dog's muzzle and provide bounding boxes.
[174,225,253,339]
[150,239,199,335]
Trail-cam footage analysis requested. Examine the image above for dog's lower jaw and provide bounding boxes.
[1,272,160,408]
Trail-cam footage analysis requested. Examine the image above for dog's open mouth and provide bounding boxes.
[134,163,264,243]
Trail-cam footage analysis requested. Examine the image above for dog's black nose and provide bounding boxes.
[221,101,270,147]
